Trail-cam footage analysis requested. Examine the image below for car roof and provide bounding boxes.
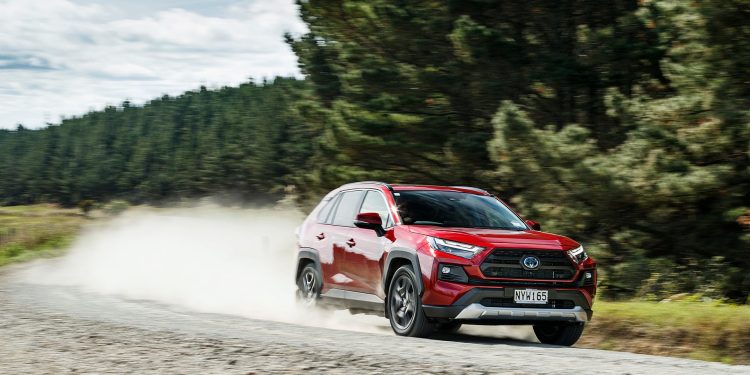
[391,184,490,195]
[337,181,490,196]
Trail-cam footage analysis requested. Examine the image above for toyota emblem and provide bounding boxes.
[521,255,541,270]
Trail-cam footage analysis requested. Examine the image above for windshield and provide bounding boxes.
[394,191,527,230]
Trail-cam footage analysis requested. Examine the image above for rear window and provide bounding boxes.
[331,190,364,227]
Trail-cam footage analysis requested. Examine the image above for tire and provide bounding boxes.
[435,321,462,334]
[296,264,321,307]
[533,323,585,346]
[387,265,434,337]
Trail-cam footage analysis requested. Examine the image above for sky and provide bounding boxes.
[0,0,307,129]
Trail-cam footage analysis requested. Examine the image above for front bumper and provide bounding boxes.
[423,288,593,324]
[452,304,588,322]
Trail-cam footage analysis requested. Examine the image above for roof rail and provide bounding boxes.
[358,181,395,193]
[450,186,491,195]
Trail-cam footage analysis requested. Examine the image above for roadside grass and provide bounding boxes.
[580,300,750,365]
[0,204,88,267]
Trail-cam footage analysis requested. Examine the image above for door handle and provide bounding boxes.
[316,233,325,240]
[346,239,356,247]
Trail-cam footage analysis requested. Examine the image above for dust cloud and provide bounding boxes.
[20,205,389,334]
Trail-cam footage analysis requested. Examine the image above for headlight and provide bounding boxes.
[427,237,485,259]
[567,245,588,264]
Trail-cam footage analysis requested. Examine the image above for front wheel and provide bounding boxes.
[387,266,434,337]
[533,323,585,346]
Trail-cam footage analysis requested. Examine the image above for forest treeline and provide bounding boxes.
[1,0,748,301]
[0,79,312,205]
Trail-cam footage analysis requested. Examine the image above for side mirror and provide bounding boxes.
[525,220,541,231]
[354,212,385,237]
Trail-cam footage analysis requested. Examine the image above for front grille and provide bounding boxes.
[480,249,576,280]
[468,278,577,287]
[480,297,576,309]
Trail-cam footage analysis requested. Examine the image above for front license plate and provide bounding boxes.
[514,289,548,304]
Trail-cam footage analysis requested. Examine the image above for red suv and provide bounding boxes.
[295,182,596,345]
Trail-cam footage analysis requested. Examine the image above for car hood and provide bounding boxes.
[407,225,578,250]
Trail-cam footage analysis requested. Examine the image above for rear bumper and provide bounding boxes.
[423,288,593,323]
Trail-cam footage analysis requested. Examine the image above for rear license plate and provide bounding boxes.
[513,289,548,304]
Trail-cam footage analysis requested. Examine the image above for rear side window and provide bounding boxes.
[316,194,340,224]
[331,190,364,227]
[359,190,393,228]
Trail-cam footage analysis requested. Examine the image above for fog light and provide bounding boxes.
[584,272,593,279]
[437,264,469,283]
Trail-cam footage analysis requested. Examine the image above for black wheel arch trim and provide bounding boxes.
[383,248,424,297]
[296,248,323,283]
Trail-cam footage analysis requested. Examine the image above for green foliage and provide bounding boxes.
[287,0,749,301]
[485,1,749,301]
[0,205,85,266]
[101,200,130,216]
[0,78,312,206]
[78,200,95,216]
[0,0,747,302]
[288,0,670,200]
[587,300,750,364]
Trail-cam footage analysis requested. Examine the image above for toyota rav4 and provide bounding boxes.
[295,182,596,345]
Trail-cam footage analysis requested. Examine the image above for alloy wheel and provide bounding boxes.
[299,268,318,306]
[390,274,417,330]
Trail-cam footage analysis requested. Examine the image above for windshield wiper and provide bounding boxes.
[409,222,525,230]
[461,225,525,231]
[411,221,446,226]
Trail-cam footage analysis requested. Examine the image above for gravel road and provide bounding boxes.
[1,268,748,375]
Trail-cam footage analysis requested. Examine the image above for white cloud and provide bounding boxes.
[0,0,307,128]
[90,63,158,80]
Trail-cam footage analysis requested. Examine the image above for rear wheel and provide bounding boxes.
[296,264,321,307]
[387,266,434,337]
[533,323,584,346]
